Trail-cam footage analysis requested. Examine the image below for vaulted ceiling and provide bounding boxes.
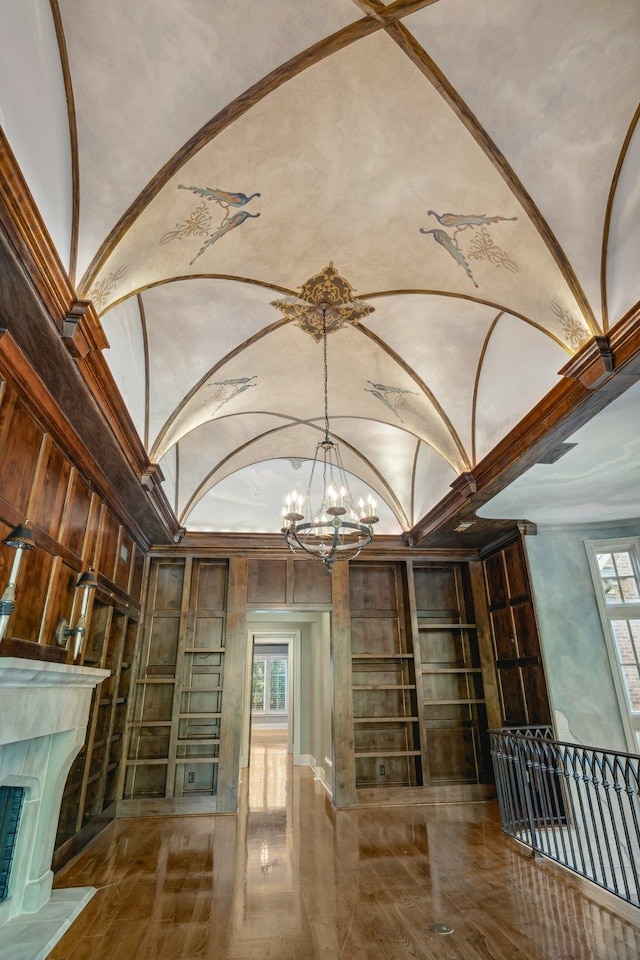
[1,0,639,537]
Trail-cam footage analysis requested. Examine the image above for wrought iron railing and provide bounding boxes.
[490,727,640,907]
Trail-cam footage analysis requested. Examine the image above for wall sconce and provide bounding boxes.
[0,520,35,642]
[55,568,99,661]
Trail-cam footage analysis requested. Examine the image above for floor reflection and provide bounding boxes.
[50,729,640,959]
[244,729,290,894]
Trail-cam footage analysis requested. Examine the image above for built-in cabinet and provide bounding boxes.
[54,599,139,865]
[350,563,421,789]
[412,563,490,786]
[123,559,229,805]
[482,538,551,726]
[349,560,492,799]
[119,547,545,813]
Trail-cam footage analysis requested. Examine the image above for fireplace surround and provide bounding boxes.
[0,656,109,959]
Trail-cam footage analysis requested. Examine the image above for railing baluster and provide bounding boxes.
[489,727,640,908]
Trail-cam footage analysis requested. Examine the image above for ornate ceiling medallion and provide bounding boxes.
[271,262,374,341]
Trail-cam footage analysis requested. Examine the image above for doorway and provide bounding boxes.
[241,631,300,768]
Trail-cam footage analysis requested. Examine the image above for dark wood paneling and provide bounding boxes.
[247,558,287,604]
[0,394,44,515]
[192,560,227,611]
[144,616,180,675]
[10,547,53,642]
[130,548,144,601]
[153,561,184,610]
[32,438,71,540]
[41,559,77,650]
[98,508,119,583]
[504,540,529,600]
[60,469,94,558]
[292,559,331,604]
[350,563,397,610]
[114,529,133,592]
[483,538,551,727]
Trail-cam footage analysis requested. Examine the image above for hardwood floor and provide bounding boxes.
[49,730,640,959]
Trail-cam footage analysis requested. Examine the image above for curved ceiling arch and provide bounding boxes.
[5,3,638,538]
[177,419,414,530]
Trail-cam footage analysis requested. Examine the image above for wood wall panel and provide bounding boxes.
[130,548,144,601]
[60,470,94,558]
[98,507,119,583]
[153,562,185,610]
[247,558,287,603]
[41,559,77,645]
[114,530,133,592]
[10,547,53,641]
[193,560,227,611]
[0,395,44,514]
[31,438,71,539]
[292,560,332,604]
[0,378,146,865]
[483,537,552,727]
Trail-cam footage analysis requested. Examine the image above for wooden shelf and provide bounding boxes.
[129,720,172,727]
[176,738,220,745]
[353,684,416,690]
[183,647,225,654]
[423,698,485,705]
[127,758,169,766]
[174,757,220,765]
[182,686,223,693]
[178,712,222,719]
[417,622,476,629]
[354,716,419,723]
[422,667,482,674]
[137,678,175,684]
[351,654,413,660]
[354,750,421,759]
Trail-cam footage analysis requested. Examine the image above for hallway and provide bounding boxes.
[49,731,640,959]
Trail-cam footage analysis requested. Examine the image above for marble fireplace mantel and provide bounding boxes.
[0,656,110,960]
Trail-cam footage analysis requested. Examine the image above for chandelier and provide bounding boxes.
[273,270,379,572]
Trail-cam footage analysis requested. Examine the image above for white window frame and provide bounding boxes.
[251,653,288,715]
[585,536,640,752]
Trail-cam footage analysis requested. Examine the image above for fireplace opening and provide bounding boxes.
[0,785,25,903]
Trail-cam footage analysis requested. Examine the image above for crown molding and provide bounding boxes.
[0,129,181,547]
[411,310,640,546]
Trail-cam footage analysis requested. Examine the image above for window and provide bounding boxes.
[587,539,640,750]
[251,655,288,714]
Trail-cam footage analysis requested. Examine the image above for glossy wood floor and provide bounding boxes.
[49,730,640,959]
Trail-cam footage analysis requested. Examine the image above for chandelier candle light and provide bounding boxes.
[276,292,379,572]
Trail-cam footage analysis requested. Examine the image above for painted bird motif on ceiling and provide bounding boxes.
[426,211,517,233]
[365,381,420,423]
[189,210,260,265]
[178,185,261,209]
[420,227,478,288]
[420,210,517,288]
[160,184,261,265]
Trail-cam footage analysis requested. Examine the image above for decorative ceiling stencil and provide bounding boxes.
[6,3,638,535]
[271,262,374,340]
[419,210,518,288]
[160,184,261,265]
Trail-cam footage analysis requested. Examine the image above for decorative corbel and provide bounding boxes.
[61,299,109,360]
[560,335,614,390]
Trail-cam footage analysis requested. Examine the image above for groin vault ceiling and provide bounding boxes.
[1,1,639,535]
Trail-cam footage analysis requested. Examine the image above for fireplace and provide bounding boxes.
[0,656,109,960]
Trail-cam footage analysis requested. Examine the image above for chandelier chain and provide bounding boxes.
[322,309,330,442]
